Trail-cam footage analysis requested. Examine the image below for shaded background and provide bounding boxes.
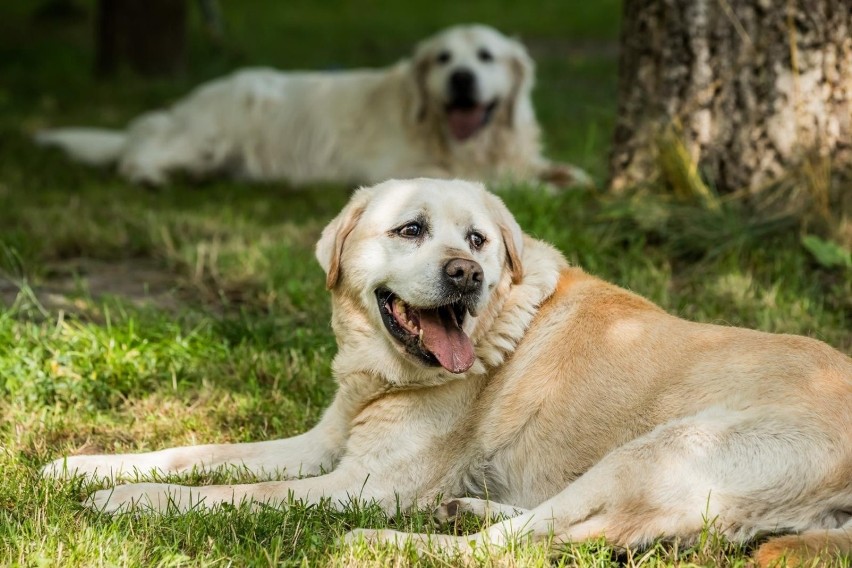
[0,0,621,178]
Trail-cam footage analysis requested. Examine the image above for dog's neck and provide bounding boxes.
[470,235,567,373]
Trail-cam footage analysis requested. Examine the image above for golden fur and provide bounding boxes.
[45,179,851,567]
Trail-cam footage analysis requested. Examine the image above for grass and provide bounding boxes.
[0,1,850,566]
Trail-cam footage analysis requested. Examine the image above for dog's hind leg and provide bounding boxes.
[349,409,847,559]
[117,110,231,185]
[525,410,847,551]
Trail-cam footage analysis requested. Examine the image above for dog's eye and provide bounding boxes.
[436,51,452,65]
[477,48,493,63]
[397,222,423,238]
[468,232,485,249]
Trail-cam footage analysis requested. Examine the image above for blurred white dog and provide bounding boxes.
[36,25,590,188]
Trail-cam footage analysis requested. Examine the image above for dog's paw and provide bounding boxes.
[86,485,137,514]
[341,528,412,548]
[84,483,196,514]
[540,163,594,189]
[433,499,464,524]
[41,455,114,480]
[341,528,380,546]
[117,161,168,187]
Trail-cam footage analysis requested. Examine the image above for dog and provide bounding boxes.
[35,25,589,188]
[44,179,851,566]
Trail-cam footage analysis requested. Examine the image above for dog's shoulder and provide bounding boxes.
[533,262,664,324]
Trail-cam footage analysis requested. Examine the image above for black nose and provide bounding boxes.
[444,258,483,293]
[449,69,476,96]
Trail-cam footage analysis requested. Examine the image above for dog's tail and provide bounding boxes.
[34,127,127,166]
[754,519,852,567]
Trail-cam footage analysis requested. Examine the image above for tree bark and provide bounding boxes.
[610,0,852,196]
[95,0,187,78]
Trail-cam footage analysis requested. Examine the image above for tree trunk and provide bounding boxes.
[609,0,851,196]
[95,0,187,78]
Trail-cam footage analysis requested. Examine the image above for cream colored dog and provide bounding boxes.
[35,25,588,188]
[45,179,851,567]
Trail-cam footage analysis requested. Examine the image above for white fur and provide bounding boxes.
[35,128,126,166]
[35,25,590,188]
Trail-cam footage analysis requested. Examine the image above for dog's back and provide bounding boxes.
[463,267,852,518]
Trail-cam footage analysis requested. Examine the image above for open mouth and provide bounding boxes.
[375,288,475,374]
[444,100,498,142]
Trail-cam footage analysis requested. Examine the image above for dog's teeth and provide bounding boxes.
[418,329,424,342]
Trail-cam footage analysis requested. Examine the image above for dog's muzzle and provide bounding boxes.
[375,261,482,375]
[444,68,497,142]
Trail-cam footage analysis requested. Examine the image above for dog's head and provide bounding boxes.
[411,25,535,142]
[316,179,523,380]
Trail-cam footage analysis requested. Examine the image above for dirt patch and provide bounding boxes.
[1,258,184,313]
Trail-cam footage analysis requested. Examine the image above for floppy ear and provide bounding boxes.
[315,196,366,290]
[485,192,525,284]
[506,38,535,129]
[408,55,431,123]
[405,36,434,125]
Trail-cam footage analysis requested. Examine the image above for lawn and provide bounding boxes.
[0,1,850,566]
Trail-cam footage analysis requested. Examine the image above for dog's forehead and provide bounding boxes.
[430,25,509,53]
[364,180,493,228]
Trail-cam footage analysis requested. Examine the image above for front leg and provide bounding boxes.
[87,466,396,515]
[44,397,350,481]
[87,481,293,514]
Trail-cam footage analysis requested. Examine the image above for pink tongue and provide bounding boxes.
[419,308,475,374]
[447,106,486,141]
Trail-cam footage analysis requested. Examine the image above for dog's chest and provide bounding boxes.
[464,428,587,509]
[460,372,621,508]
